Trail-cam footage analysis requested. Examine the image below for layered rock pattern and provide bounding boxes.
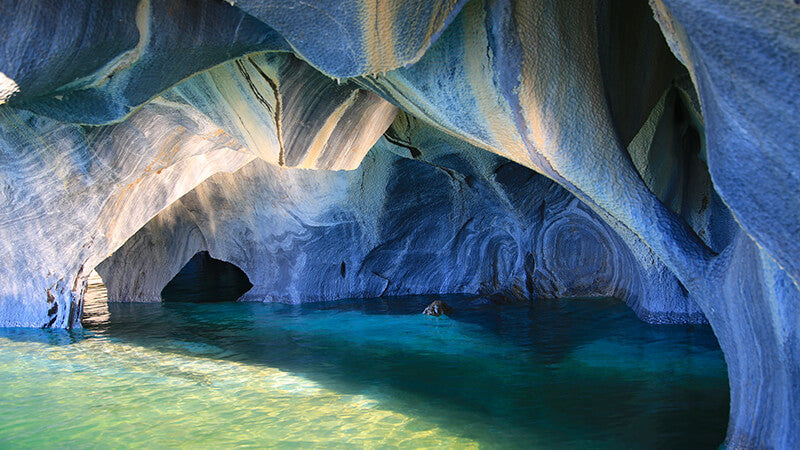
[168,53,397,169]
[99,116,704,323]
[0,100,254,327]
[0,50,394,327]
[229,0,467,77]
[0,0,292,124]
[0,0,798,446]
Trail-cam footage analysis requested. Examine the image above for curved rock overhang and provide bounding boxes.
[0,0,798,447]
[0,50,396,328]
[98,114,706,323]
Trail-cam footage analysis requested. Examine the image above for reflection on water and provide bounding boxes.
[0,273,729,448]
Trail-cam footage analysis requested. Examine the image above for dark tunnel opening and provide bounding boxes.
[161,251,253,303]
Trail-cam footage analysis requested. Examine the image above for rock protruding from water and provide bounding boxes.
[423,300,452,317]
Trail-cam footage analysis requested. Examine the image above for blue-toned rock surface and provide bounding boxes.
[98,115,705,322]
[167,52,397,169]
[229,0,467,77]
[0,0,291,124]
[0,0,797,446]
[0,53,393,328]
[0,101,255,327]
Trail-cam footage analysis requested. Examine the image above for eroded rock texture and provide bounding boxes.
[0,0,798,446]
[168,52,397,169]
[0,51,393,327]
[0,101,254,327]
[98,116,704,322]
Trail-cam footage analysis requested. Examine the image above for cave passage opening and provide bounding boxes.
[160,251,253,303]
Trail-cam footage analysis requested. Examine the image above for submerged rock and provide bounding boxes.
[422,300,453,317]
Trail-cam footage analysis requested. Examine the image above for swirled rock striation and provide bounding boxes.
[98,115,704,323]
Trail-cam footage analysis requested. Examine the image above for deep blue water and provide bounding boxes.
[0,271,729,447]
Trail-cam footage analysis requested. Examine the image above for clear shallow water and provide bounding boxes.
[0,275,729,448]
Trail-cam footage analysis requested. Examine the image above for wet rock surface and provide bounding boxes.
[422,300,453,317]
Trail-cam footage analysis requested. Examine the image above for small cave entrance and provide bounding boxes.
[161,251,253,303]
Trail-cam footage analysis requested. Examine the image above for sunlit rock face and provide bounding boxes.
[0,0,798,446]
[0,50,394,327]
[0,101,254,327]
[169,52,397,170]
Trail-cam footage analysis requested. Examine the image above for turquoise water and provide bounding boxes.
[0,276,729,448]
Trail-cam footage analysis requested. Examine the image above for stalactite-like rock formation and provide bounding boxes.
[0,0,797,446]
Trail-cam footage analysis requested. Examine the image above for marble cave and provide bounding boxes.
[0,0,798,447]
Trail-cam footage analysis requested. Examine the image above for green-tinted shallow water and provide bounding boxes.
[0,277,729,448]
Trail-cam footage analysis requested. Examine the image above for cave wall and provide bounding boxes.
[650,0,800,290]
[355,0,714,292]
[0,100,254,327]
[98,115,704,322]
[699,232,800,449]
[0,51,394,327]
[647,2,800,446]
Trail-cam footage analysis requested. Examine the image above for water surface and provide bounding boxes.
[0,276,728,448]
